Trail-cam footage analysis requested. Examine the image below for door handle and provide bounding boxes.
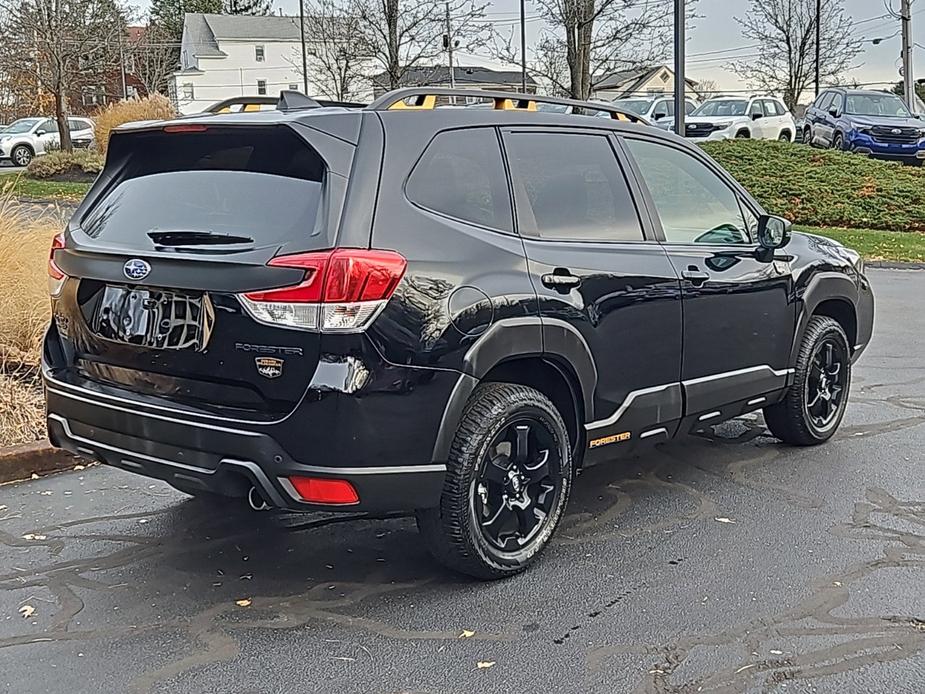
[541,270,581,290]
[681,268,710,286]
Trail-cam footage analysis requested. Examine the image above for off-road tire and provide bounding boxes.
[416,383,572,580]
[764,316,851,446]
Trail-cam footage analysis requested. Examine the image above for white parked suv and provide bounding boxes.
[612,95,699,123]
[662,95,796,142]
[0,116,95,167]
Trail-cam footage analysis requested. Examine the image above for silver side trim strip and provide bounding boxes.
[585,365,793,431]
[46,386,263,437]
[682,365,793,387]
[640,427,668,440]
[586,383,676,431]
[747,397,766,406]
[698,411,722,422]
[285,463,447,475]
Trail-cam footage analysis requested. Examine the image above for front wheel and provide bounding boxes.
[416,383,572,579]
[803,126,813,146]
[779,131,792,142]
[833,133,845,151]
[764,316,851,445]
[11,145,32,167]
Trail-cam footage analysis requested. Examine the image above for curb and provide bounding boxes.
[866,261,925,270]
[0,441,78,485]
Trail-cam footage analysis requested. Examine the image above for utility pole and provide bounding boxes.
[814,0,821,96]
[674,0,685,136]
[119,37,128,100]
[298,0,309,93]
[520,0,527,92]
[901,0,915,111]
[445,2,456,91]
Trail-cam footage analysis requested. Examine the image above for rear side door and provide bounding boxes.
[501,127,683,457]
[621,135,796,424]
[761,99,783,138]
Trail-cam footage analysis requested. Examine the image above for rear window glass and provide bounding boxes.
[81,126,325,246]
[406,128,512,232]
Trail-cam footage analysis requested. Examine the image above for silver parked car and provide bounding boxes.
[0,116,95,166]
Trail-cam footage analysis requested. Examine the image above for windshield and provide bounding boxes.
[845,93,912,118]
[612,99,652,116]
[3,118,41,134]
[692,100,748,117]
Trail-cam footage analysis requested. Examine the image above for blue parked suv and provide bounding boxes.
[804,88,925,165]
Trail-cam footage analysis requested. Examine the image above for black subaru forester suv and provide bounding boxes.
[44,88,874,579]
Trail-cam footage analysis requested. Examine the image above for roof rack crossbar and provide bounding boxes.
[366,87,649,124]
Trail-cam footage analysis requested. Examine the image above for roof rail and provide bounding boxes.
[200,92,367,116]
[366,87,650,124]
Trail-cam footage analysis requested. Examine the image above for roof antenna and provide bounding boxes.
[277,90,321,112]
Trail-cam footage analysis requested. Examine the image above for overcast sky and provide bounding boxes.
[135,0,923,90]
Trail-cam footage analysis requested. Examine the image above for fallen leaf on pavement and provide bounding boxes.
[22,534,47,541]
[73,465,85,471]
[714,517,736,524]
[19,605,35,618]
[235,599,252,607]
[459,629,475,638]
[476,661,495,669]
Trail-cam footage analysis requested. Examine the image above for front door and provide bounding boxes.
[501,127,684,458]
[621,135,796,421]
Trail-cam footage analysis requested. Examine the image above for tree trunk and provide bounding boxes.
[385,0,400,88]
[54,86,72,153]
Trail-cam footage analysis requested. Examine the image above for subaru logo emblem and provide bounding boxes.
[892,128,901,135]
[690,124,698,129]
[123,258,151,281]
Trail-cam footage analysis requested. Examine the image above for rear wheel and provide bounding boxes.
[764,316,851,445]
[417,383,572,579]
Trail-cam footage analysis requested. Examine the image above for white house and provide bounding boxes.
[171,13,308,115]
[592,65,699,101]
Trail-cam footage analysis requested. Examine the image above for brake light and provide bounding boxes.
[48,232,67,296]
[238,248,406,332]
[288,476,359,505]
[162,124,209,133]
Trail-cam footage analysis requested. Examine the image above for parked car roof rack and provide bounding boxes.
[366,87,649,124]
[200,92,367,116]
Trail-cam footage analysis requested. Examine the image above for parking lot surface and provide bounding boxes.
[1,269,922,693]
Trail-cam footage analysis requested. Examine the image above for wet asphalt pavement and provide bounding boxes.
[1,269,923,694]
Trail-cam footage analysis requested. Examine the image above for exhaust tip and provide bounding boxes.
[247,485,271,512]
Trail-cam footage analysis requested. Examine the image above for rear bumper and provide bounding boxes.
[45,379,446,512]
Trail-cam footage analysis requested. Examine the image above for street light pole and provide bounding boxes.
[901,0,915,112]
[814,0,821,96]
[520,0,527,92]
[674,0,685,137]
[298,0,309,93]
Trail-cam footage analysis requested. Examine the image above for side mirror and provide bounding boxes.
[653,112,666,121]
[829,108,840,118]
[751,112,763,120]
[757,215,792,251]
[35,129,46,136]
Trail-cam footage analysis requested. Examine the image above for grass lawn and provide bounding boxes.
[0,175,91,201]
[799,226,925,263]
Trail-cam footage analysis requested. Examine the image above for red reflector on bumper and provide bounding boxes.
[288,476,359,505]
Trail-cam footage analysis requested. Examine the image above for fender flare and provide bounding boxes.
[430,318,597,463]
[790,271,859,365]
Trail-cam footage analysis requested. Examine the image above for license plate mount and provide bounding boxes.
[91,285,213,351]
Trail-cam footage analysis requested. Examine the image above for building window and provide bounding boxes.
[255,45,265,62]
[257,80,267,95]
[660,71,670,82]
[182,82,194,100]
[288,83,299,91]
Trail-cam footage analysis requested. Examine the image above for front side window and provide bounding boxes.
[625,138,751,245]
[406,128,512,231]
[504,131,644,242]
[749,100,763,118]
[830,93,844,115]
[814,91,832,109]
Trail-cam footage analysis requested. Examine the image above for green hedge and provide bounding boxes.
[700,139,925,232]
[26,149,103,180]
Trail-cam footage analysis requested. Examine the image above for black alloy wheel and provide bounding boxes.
[804,338,848,434]
[473,418,562,552]
[764,316,851,445]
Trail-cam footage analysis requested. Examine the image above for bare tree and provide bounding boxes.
[731,0,861,110]
[0,0,128,150]
[692,78,719,99]
[523,0,693,101]
[352,0,488,92]
[127,23,178,95]
[294,0,371,101]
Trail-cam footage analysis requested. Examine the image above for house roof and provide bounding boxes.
[182,13,303,57]
[372,65,537,88]
[595,65,698,94]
